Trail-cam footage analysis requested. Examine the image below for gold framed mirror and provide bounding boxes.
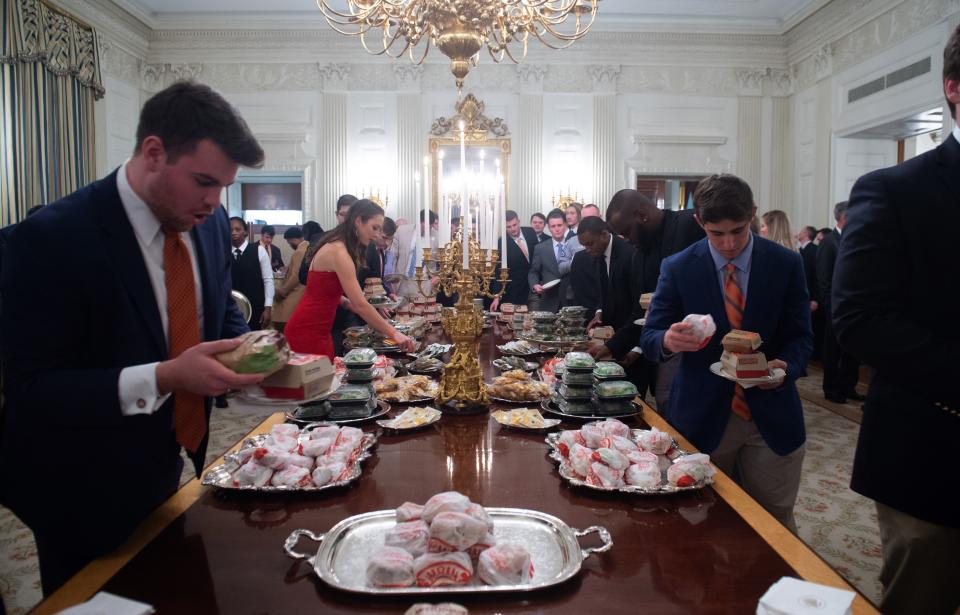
[428,94,511,216]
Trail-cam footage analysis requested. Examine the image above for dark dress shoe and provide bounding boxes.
[824,392,848,404]
[844,391,867,401]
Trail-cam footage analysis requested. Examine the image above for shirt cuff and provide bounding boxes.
[118,363,171,416]
[631,346,643,355]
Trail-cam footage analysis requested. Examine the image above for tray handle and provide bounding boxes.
[575,525,613,560]
[283,528,325,561]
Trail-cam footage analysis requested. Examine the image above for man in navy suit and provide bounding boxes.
[0,81,266,595]
[640,174,812,531]
[832,26,960,614]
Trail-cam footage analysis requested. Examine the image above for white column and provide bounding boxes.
[517,65,547,221]
[394,65,425,226]
[769,96,792,212]
[318,63,351,230]
[589,65,620,211]
[735,69,765,200]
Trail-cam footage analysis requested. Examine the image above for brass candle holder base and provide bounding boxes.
[414,232,510,413]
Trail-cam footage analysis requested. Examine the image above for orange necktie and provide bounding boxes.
[724,262,751,421]
[164,230,206,452]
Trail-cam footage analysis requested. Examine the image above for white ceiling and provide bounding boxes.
[116,0,827,34]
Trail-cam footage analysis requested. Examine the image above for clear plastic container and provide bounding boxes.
[594,380,639,399]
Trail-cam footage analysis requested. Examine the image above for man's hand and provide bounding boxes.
[619,351,641,368]
[585,314,601,331]
[532,284,544,294]
[260,307,272,327]
[809,300,818,312]
[393,332,416,353]
[490,298,500,312]
[757,359,787,390]
[663,321,703,354]
[156,338,264,397]
[588,341,612,360]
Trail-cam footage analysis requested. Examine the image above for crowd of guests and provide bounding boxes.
[0,25,957,615]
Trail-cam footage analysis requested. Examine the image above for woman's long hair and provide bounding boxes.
[762,210,796,252]
[311,199,383,269]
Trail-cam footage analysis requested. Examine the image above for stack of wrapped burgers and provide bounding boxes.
[366,491,534,588]
[720,330,767,379]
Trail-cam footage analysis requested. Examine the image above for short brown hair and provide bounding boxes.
[694,174,755,224]
[944,24,960,119]
[135,81,264,167]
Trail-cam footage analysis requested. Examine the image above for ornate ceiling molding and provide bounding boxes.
[517,64,548,94]
[589,65,621,94]
[392,64,424,93]
[318,62,350,91]
[736,68,767,96]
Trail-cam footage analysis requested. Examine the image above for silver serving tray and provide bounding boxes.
[283,508,611,595]
[545,427,714,495]
[201,425,378,492]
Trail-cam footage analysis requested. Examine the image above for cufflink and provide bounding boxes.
[137,398,147,409]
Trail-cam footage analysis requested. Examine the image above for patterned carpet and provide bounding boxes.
[0,377,882,613]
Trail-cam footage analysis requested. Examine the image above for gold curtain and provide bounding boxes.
[1,0,103,226]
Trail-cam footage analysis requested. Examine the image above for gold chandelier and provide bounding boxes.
[317,0,599,91]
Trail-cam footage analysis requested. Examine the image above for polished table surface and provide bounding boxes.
[37,321,876,614]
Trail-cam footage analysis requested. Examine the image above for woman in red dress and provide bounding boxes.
[285,200,415,358]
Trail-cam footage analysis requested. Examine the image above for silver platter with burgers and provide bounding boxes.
[283,490,612,594]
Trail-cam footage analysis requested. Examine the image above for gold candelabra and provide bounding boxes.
[414,231,509,412]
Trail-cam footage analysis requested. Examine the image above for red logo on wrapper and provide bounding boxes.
[415,561,472,586]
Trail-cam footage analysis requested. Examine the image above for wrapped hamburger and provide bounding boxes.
[216,330,291,376]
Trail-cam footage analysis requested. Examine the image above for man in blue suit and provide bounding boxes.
[640,174,812,531]
[0,81,266,595]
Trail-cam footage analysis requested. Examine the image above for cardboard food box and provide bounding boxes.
[722,329,762,353]
[721,350,769,379]
[591,326,615,341]
[639,293,654,310]
[261,354,335,400]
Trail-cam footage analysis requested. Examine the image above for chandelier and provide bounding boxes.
[317,0,599,91]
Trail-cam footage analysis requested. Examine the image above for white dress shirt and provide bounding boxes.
[116,161,203,417]
[234,239,275,307]
[953,123,960,145]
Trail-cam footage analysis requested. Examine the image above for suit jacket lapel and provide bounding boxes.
[95,171,168,359]
[741,238,766,330]
[694,241,728,330]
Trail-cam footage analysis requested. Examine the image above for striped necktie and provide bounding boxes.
[165,230,206,452]
[724,262,751,421]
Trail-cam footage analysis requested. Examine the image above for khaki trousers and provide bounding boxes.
[710,413,804,533]
[876,501,960,615]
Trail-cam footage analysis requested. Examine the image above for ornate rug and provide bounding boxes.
[0,378,883,613]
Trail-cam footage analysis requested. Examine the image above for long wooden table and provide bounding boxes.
[36,321,877,614]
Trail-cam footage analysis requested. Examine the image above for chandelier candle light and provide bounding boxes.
[317,0,600,91]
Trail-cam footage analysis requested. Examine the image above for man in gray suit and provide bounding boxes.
[527,209,571,312]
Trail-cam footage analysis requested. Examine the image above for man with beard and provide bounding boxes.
[589,189,703,408]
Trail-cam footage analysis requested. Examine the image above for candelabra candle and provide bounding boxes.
[459,120,469,269]
[414,171,423,267]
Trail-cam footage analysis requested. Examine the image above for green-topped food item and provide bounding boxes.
[215,330,290,376]
[558,383,594,400]
[343,347,377,368]
[563,351,596,371]
[328,384,373,405]
[593,362,626,378]
[595,380,639,399]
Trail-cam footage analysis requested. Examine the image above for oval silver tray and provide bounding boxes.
[545,426,713,495]
[283,507,612,594]
[201,426,378,492]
